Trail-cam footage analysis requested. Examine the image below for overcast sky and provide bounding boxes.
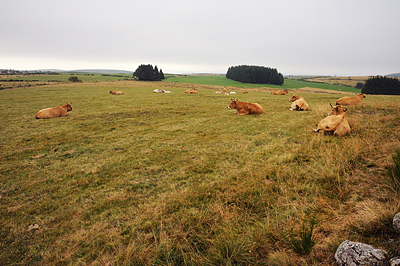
[1,0,400,76]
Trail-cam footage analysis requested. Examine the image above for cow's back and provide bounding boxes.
[251,103,263,114]
[35,107,61,119]
[233,100,262,115]
[291,98,309,111]
[336,94,364,106]
[35,104,70,119]
[317,113,350,137]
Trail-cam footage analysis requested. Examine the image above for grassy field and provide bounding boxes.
[166,75,361,93]
[299,76,371,88]
[1,77,400,265]
[0,73,134,90]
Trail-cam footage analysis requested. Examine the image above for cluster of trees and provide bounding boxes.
[133,64,164,81]
[362,76,400,95]
[226,65,284,85]
[68,76,82,83]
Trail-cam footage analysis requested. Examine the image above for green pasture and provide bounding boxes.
[1,81,399,265]
[0,73,134,82]
[166,75,361,93]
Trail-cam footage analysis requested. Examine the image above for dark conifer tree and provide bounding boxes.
[133,64,165,81]
[225,65,284,85]
[362,76,400,95]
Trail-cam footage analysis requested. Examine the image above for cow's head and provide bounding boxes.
[66,102,73,111]
[328,103,346,116]
[289,94,300,102]
[227,99,237,110]
[358,93,366,98]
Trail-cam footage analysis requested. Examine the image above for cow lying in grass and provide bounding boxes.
[35,103,72,119]
[271,90,288,95]
[336,93,365,106]
[153,89,170,93]
[185,88,197,94]
[109,90,124,95]
[289,94,309,111]
[313,104,350,137]
[227,99,263,115]
[328,103,347,116]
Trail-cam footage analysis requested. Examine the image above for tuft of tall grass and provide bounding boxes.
[387,148,400,195]
[281,218,317,255]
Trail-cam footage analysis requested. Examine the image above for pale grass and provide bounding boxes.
[1,80,400,265]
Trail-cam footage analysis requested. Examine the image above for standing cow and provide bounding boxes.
[313,104,350,137]
[35,103,73,119]
[289,94,309,111]
[227,99,263,115]
[336,93,365,106]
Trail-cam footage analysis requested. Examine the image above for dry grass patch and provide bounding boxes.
[1,80,400,265]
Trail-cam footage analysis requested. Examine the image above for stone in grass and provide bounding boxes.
[390,257,400,266]
[393,212,400,233]
[335,240,386,266]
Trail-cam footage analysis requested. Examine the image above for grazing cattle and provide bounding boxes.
[271,90,288,95]
[109,90,124,95]
[313,104,350,137]
[185,88,197,94]
[335,93,365,106]
[242,91,248,94]
[288,94,309,111]
[230,91,236,94]
[35,103,72,119]
[227,99,263,115]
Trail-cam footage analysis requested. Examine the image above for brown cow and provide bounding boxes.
[227,99,263,115]
[271,90,288,95]
[35,103,72,119]
[109,90,124,95]
[288,94,309,111]
[185,88,197,94]
[313,104,350,137]
[335,93,365,106]
[328,103,347,116]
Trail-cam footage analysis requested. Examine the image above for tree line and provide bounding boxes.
[362,76,400,95]
[133,64,165,81]
[226,65,284,85]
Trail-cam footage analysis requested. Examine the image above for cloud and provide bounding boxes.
[1,0,400,75]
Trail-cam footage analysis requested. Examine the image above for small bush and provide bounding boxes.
[68,76,82,82]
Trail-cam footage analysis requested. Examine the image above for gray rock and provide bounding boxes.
[390,257,400,266]
[335,240,386,266]
[393,212,400,233]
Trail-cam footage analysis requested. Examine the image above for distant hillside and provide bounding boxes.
[386,73,400,77]
[68,69,133,74]
[35,69,133,74]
